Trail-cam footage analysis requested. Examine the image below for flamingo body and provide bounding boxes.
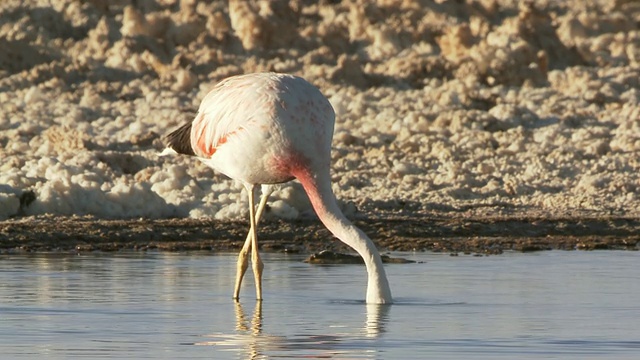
[165,73,392,304]
[191,73,331,186]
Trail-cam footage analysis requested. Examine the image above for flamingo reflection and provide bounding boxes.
[195,302,389,359]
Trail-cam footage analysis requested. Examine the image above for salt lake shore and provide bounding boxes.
[1,215,638,254]
[0,1,638,253]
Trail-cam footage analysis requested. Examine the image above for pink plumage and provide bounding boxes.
[165,73,392,304]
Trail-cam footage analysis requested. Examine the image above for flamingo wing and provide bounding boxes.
[191,75,274,158]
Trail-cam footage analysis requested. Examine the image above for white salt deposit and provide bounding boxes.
[0,0,638,221]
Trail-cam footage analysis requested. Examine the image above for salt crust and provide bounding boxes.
[0,0,638,220]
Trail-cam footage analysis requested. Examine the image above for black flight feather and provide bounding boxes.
[165,122,195,156]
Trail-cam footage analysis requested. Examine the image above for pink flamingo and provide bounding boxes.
[164,73,392,304]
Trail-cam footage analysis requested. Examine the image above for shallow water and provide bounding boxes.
[1,250,639,359]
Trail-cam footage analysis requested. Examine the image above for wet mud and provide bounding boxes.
[1,215,638,256]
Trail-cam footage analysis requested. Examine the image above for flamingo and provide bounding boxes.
[163,72,392,304]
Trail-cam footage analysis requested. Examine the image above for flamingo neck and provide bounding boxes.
[294,167,393,304]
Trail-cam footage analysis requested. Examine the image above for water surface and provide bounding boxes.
[1,251,639,359]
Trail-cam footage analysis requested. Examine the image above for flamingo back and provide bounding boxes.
[192,73,335,185]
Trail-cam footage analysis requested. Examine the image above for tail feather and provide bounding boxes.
[165,122,195,156]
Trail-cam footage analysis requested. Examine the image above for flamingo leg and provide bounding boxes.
[248,185,265,300]
[232,233,251,300]
[233,185,272,300]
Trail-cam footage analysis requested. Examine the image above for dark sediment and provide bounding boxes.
[1,215,638,255]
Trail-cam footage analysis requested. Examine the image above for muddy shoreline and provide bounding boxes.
[1,215,638,255]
